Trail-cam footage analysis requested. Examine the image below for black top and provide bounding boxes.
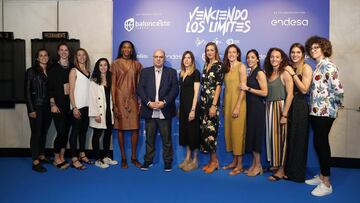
[47,62,73,110]
[25,67,49,113]
[104,85,111,124]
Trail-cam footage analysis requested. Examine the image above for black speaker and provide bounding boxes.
[31,39,80,66]
[0,39,26,107]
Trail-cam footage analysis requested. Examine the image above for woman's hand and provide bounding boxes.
[285,66,295,76]
[280,116,287,124]
[209,105,217,118]
[232,107,240,118]
[29,112,37,118]
[73,108,81,119]
[51,105,60,113]
[239,83,248,91]
[95,116,101,123]
[188,110,195,121]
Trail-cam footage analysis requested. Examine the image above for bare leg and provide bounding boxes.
[223,155,238,170]
[130,130,139,160]
[117,131,127,161]
[60,148,66,162]
[130,130,141,168]
[192,149,199,163]
[321,174,331,187]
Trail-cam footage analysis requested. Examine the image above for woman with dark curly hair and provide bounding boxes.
[304,36,344,197]
[263,48,293,181]
[89,58,117,168]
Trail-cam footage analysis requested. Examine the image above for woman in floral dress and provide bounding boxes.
[200,42,225,174]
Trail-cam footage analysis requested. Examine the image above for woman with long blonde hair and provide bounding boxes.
[69,48,91,170]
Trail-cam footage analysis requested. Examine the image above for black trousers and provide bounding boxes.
[311,116,335,177]
[92,117,113,160]
[28,105,52,160]
[52,108,71,153]
[144,118,173,164]
[69,107,89,158]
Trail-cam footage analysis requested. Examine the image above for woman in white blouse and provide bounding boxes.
[89,58,117,168]
[69,48,91,170]
[304,36,344,197]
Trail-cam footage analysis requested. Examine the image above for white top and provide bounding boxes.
[152,67,165,119]
[71,68,90,109]
[88,81,114,129]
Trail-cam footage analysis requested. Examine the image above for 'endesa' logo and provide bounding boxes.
[271,18,309,26]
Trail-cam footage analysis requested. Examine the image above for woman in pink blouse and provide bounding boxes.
[304,36,344,197]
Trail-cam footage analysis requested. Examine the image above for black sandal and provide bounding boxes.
[71,160,86,170]
[79,156,94,165]
[268,175,282,181]
[40,158,52,164]
[54,161,69,169]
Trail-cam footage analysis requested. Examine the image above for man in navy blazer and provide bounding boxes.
[136,49,179,171]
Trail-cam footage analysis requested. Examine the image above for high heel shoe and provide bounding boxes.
[204,161,219,174]
[202,163,210,171]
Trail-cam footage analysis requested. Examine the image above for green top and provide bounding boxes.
[266,76,286,101]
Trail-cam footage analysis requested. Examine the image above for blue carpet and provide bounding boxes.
[0,157,359,203]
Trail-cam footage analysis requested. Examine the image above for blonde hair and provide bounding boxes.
[74,48,90,72]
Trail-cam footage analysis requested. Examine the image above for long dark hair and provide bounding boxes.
[223,44,242,73]
[289,43,305,75]
[33,48,50,73]
[263,47,289,78]
[91,58,112,87]
[117,40,137,60]
[246,49,261,68]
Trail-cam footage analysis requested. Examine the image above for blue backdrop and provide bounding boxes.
[112,0,329,168]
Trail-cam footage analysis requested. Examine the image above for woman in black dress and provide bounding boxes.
[284,43,313,182]
[178,51,201,172]
[200,42,225,174]
[240,49,268,176]
[25,49,52,172]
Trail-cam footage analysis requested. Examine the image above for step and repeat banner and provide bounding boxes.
[113,0,329,166]
[114,0,328,66]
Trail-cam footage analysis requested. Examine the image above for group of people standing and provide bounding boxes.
[25,35,343,197]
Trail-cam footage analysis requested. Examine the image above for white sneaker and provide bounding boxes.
[305,175,322,186]
[311,183,333,197]
[103,157,118,165]
[95,160,109,169]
